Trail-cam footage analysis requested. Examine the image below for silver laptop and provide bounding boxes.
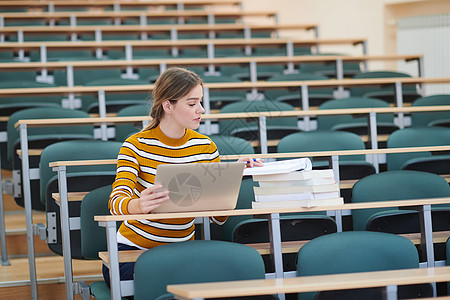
[152,162,245,213]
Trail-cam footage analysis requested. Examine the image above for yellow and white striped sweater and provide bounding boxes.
[109,125,225,249]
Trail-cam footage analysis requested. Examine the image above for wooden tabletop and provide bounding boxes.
[0,23,318,35]
[12,106,450,128]
[0,0,242,10]
[166,266,450,299]
[0,37,365,50]
[0,54,422,72]
[2,77,449,97]
[0,10,277,20]
[94,197,450,222]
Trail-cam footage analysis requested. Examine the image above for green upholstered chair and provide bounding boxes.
[218,100,301,151]
[351,170,450,262]
[411,94,450,127]
[80,185,128,300]
[114,104,151,142]
[277,131,375,181]
[296,231,433,300]
[264,72,335,109]
[386,126,450,174]
[6,107,94,210]
[220,177,337,273]
[0,93,61,170]
[277,130,375,205]
[298,53,361,78]
[447,237,450,295]
[209,135,255,159]
[201,74,247,110]
[317,97,399,136]
[81,77,149,113]
[349,71,421,104]
[54,68,123,86]
[39,140,122,258]
[133,240,275,300]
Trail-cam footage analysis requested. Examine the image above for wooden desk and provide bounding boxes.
[0,10,277,27]
[0,0,242,12]
[94,197,450,300]
[166,265,450,300]
[0,54,423,84]
[0,23,318,42]
[12,110,450,300]
[0,37,367,62]
[1,77,448,132]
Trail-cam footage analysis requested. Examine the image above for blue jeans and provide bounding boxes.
[102,243,140,288]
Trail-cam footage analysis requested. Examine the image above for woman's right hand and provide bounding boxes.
[128,184,170,214]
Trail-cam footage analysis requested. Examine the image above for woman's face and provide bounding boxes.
[166,84,205,131]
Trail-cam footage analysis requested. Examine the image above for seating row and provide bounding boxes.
[0,9,277,27]
[4,95,450,298]
[0,23,318,43]
[0,0,243,13]
[0,37,367,63]
[20,144,448,298]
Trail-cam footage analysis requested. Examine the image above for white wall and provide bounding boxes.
[240,0,435,69]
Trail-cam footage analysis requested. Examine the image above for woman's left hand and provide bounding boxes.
[238,157,264,168]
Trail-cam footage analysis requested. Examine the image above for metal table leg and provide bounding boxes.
[55,165,74,300]
[19,124,38,299]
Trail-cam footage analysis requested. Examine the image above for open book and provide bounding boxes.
[243,158,312,176]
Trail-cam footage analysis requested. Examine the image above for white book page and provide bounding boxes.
[243,158,312,176]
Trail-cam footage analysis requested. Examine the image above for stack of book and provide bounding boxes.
[250,168,344,209]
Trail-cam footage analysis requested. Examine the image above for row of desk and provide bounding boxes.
[0,37,367,62]
[19,115,450,299]
[5,108,450,299]
[0,23,318,44]
[0,9,277,27]
[0,54,423,85]
[167,265,450,300]
[0,0,243,12]
[1,77,448,137]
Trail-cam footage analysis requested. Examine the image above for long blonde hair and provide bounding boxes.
[144,67,203,131]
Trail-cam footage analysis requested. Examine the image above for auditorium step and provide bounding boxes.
[0,256,103,299]
[2,210,53,257]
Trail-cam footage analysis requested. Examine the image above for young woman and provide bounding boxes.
[103,67,263,286]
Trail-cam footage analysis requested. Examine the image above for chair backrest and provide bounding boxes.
[7,107,94,163]
[411,94,450,127]
[40,139,122,206]
[317,97,398,134]
[208,135,255,159]
[277,131,376,183]
[265,73,334,108]
[447,237,450,295]
[219,100,300,140]
[349,71,419,103]
[351,170,450,231]
[6,107,94,210]
[80,185,114,259]
[39,140,122,258]
[296,231,422,300]
[386,126,450,171]
[114,104,151,142]
[133,240,266,300]
[201,74,247,109]
[277,130,365,163]
[81,77,150,113]
[298,53,361,78]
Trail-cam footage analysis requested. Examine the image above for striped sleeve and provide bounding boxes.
[109,140,141,215]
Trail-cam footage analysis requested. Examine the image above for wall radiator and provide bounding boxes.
[397,13,450,95]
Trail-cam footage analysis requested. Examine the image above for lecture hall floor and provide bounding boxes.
[0,169,103,299]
